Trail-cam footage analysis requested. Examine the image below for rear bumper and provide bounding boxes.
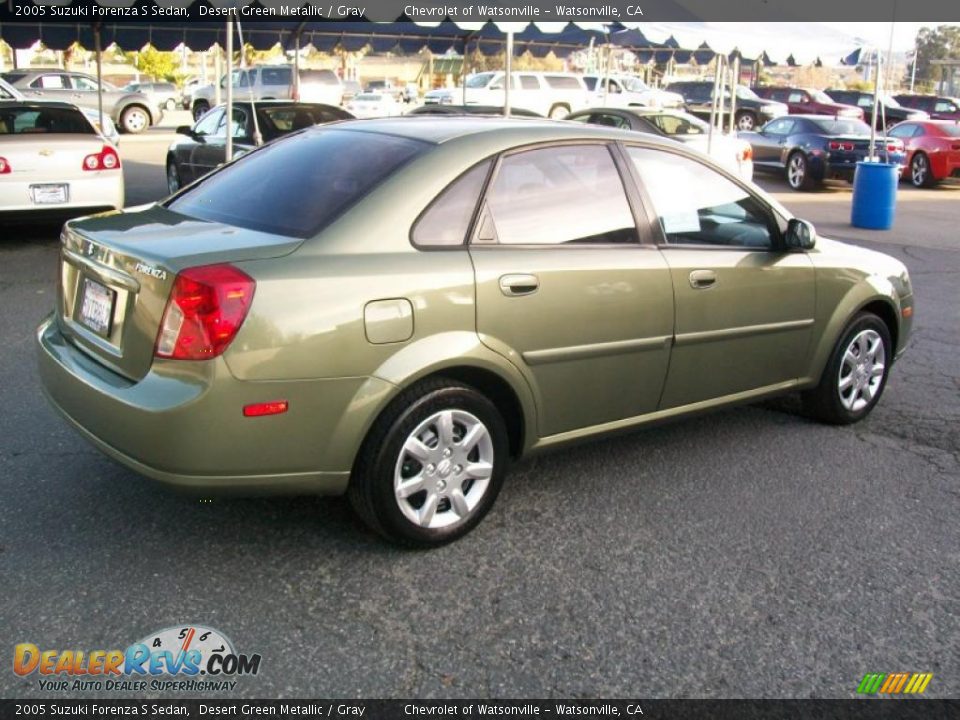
[36,315,393,495]
[0,173,123,212]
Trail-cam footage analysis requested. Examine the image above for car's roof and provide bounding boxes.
[571,106,685,117]
[0,100,83,110]
[327,115,673,147]
[784,114,862,121]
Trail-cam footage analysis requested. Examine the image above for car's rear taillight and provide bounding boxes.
[0,157,10,174]
[886,140,904,153]
[829,141,855,151]
[155,264,255,360]
[82,145,121,171]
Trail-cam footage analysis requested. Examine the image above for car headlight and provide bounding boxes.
[439,95,454,105]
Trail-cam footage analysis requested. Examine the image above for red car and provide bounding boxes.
[754,87,864,120]
[888,120,960,187]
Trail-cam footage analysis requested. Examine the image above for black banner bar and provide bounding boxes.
[2,700,959,720]
[1,0,960,22]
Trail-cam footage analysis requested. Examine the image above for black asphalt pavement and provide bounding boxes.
[1,143,957,699]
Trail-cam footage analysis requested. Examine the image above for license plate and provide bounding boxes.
[30,183,69,204]
[78,277,116,338]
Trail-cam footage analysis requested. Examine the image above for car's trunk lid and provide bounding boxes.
[58,204,302,381]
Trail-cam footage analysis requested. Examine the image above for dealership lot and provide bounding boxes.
[1,132,958,698]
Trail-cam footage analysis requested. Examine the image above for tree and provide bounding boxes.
[134,46,179,81]
[913,24,960,89]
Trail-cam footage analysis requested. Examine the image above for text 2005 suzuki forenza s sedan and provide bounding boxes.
[38,118,913,546]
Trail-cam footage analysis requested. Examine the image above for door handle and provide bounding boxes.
[689,270,717,289]
[499,273,539,297]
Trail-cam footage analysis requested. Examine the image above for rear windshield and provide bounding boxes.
[812,118,872,135]
[256,104,351,140]
[168,128,428,238]
[0,106,94,134]
[939,123,960,137]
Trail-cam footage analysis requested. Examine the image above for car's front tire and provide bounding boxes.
[803,312,892,425]
[786,151,815,191]
[348,378,509,547]
[166,158,181,195]
[735,111,757,131]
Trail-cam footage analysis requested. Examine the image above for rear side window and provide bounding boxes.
[412,160,491,247]
[0,106,94,135]
[519,75,540,90]
[485,144,637,246]
[544,76,581,90]
[168,129,427,238]
[261,68,292,85]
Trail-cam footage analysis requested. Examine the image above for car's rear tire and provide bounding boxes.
[802,312,892,425]
[735,111,757,131]
[910,152,936,188]
[166,158,181,195]
[348,378,509,547]
[548,103,571,119]
[120,105,150,134]
[192,101,210,121]
[786,151,815,191]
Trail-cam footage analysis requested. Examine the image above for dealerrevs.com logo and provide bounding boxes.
[13,625,261,693]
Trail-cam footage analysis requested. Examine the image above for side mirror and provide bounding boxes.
[785,218,816,251]
[175,125,194,136]
[490,83,503,91]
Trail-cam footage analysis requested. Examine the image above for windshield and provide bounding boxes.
[648,111,709,135]
[810,89,834,103]
[168,129,427,238]
[735,86,759,100]
[812,118,872,135]
[465,73,496,89]
[880,95,902,107]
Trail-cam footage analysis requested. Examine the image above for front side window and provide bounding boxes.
[887,123,916,139]
[168,129,427,238]
[217,107,248,138]
[485,144,637,246]
[71,76,99,92]
[763,118,795,135]
[628,146,775,250]
[412,160,491,247]
[193,108,223,136]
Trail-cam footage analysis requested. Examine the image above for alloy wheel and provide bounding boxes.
[393,409,494,530]
[911,154,929,187]
[736,113,755,131]
[837,329,885,413]
[788,154,806,189]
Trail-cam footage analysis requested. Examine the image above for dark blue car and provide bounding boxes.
[740,115,906,191]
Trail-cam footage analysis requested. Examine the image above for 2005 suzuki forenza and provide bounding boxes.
[38,117,913,546]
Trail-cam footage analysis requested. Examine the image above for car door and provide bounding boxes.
[66,74,114,113]
[181,108,222,183]
[469,143,674,438]
[748,117,795,167]
[625,145,815,409]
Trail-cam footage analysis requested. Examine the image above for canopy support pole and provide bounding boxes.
[225,18,233,163]
[728,55,738,133]
[94,23,104,137]
[293,22,306,101]
[708,54,723,154]
[504,30,514,116]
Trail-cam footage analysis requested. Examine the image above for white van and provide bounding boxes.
[583,74,685,109]
[423,72,590,119]
[295,69,344,107]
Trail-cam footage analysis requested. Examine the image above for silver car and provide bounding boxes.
[2,70,162,134]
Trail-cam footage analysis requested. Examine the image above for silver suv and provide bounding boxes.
[424,72,590,119]
[192,66,295,119]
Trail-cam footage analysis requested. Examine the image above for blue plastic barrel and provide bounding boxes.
[851,161,899,230]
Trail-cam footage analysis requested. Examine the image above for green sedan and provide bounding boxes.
[37,117,914,546]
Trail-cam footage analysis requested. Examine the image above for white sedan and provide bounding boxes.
[0,101,124,215]
[345,93,403,119]
[566,107,754,182]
